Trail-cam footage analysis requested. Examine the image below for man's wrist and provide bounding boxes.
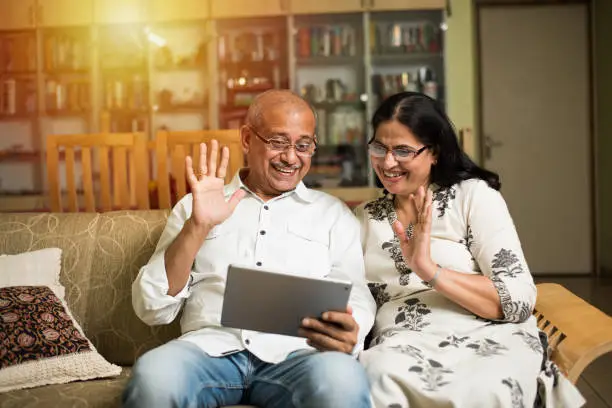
[185,217,213,241]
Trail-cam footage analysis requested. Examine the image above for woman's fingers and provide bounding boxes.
[392,220,409,244]
[422,189,433,230]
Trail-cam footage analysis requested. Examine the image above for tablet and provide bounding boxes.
[221,264,353,338]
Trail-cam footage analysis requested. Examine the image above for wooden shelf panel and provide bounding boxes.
[154,105,208,114]
[0,71,38,76]
[296,55,360,66]
[0,151,40,163]
[153,65,208,73]
[44,109,91,117]
[0,113,37,121]
[43,69,90,76]
[0,150,86,163]
[311,100,365,110]
[371,52,443,65]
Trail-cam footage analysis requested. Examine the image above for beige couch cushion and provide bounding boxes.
[85,211,181,366]
[0,367,131,408]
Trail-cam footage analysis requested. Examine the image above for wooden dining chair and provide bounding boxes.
[46,132,150,212]
[154,129,244,209]
[534,283,612,383]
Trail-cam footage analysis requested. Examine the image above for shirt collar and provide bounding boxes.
[224,168,316,203]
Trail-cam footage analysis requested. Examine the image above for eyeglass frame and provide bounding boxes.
[368,140,430,162]
[246,125,318,157]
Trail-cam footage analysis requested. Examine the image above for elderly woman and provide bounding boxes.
[356,92,585,408]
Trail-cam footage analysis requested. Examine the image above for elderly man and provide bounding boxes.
[123,90,376,408]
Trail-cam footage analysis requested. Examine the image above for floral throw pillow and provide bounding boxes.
[0,286,121,393]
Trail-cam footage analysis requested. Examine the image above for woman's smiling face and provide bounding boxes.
[370,119,436,196]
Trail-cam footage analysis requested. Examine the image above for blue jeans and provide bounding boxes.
[122,340,371,408]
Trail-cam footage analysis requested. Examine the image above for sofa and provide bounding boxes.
[1,210,611,408]
[0,211,177,407]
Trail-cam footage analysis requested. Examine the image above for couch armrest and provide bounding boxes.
[534,283,612,383]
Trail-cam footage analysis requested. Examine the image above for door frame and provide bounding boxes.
[474,0,599,277]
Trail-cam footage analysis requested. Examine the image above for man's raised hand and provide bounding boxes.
[185,140,245,229]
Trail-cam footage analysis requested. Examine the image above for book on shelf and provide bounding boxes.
[296,25,357,59]
[44,33,89,72]
[103,76,148,111]
[370,21,441,55]
[0,33,37,74]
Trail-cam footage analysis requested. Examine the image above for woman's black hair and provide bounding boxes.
[371,92,501,191]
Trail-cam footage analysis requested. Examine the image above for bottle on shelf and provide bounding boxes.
[1,78,36,116]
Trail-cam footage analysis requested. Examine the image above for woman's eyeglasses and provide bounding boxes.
[368,142,429,162]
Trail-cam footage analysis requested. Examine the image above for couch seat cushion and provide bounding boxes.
[0,367,131,408]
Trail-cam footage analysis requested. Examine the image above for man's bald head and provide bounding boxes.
[245,89,315,130]
[240,89,317,200]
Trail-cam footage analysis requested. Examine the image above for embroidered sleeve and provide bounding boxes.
[465,181,536,323]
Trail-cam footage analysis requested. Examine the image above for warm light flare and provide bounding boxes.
[143,26,167,47]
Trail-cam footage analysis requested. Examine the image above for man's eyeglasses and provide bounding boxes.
[248,126,317,157]
[368,141,429,162]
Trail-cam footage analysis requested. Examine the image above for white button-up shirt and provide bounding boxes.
[132,170,376,364]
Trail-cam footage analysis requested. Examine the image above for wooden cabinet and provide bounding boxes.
[150,0,210,22]
[211,0,286,19]
[369,0,445,10]
[290,0,364,14]
[94,0,149,24]
[37,0,93,27]
[0,0,36,30]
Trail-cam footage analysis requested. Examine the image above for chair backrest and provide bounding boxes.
[154,129,244,209]
[534,283,612,383]
[47,133,150,212]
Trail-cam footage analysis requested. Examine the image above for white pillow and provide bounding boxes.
[0,248,65,300]
[0,248,121,393]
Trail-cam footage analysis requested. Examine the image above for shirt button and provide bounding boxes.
[256,262,262,266]
[245,339,250,345]
[260,230,266,235]
[263,205,269,210]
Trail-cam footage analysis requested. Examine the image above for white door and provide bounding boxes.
[479,4,593,274]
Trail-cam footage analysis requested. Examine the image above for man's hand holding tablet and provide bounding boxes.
[299,305,359,354]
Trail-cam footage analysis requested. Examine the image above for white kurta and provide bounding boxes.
[355,179,585,408]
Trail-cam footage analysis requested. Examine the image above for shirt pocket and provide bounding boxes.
[195,219,244,277]
[285,219,331,278]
